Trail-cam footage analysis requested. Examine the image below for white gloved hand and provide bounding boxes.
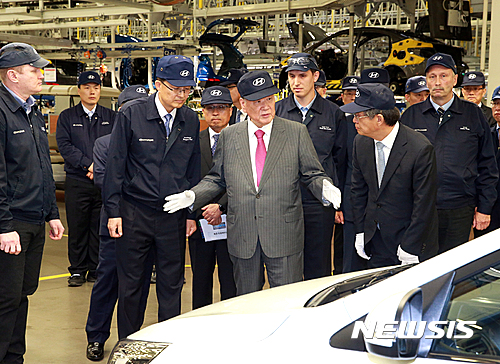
[397,245,419,265]
[322,179,341,210]
[163,190,195,213]
[355,233,370,260]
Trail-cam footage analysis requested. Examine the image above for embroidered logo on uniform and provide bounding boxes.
[139,138,154,142]
[319,125,332,131]
[414,128,428,132]
[13,130,25,134]
[102,121,110,125]
[72,124,83,127]
[460,126,471,131]
[253,77,266,87]
[180,70,190,77]
[368,72,379,79]
[182,136,193,142]
[41,127,45,132]
[210,89,223,96]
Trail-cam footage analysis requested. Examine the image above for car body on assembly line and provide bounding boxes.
[108,229,500,363]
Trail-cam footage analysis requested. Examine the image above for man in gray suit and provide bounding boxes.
[164,71,341,295]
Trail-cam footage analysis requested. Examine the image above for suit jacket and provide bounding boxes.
[194,128,227,220]
[481,103,496,127]
[351,123,438,260]
[191,116,331,259]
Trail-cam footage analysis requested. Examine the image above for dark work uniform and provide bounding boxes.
[0,84,60,363]
[188,128,236,310]
[275,93,347,280]
[56,103,116,278]
[475,126,500,237]
[401,96,498,253]
[480,103,496,127]
[85,134,151,345]
[103,94,200,339]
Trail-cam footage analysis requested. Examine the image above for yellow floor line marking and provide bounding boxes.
[62,234,68,237]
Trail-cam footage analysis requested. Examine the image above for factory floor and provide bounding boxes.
[24,199,220,364]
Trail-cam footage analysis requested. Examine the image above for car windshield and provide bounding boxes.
[305,265,413,307]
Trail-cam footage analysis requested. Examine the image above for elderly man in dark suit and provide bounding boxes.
[344,84,439,268]
[164,71,341,295]
[189,86,236,309]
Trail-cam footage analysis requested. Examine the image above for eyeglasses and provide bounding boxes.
[204,104,231,112]
[159,80,194,95]
[353,114,371,121]
[287,56,317,66]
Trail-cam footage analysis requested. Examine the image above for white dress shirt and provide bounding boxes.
[247,119,273,190]
[374,121,400,172]
[155,93,177,132]
[82,104,97,119]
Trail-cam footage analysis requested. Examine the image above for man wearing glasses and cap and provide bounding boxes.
[56,70,116,287]
[461,71,495,127]
[401,53,498,253]
[103,55,201,339]
[275,53,346,280]
[164,71,341,295]
[0,42,64,363]
[345,84,438,268]
[220,68,248,124]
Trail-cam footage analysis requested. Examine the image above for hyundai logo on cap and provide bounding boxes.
[360,68,390,85]
[210,89,223,96]
[136,87,146,93]
[468,74,476,79]
[350,78,358,84]
[88,74,95,79]
[405,75,429,94]
[425,52,457,74]
[180,70,190,77]
[368,72,379,79]
[461,71,485,87]
[433,55,443,61]
[201,86,232,106]
[253,77,266,87]
[418,80,426,86]
[356,89,360,98]
[156,54,196,87]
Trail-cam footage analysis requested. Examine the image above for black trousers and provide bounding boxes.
[332,223,344,274]
[0,221,45,364]
[303,201,335,280]
[342,220,368,273]
[438,205,474,254]
[188,226,236,310]
[366,229,400,269]
[65,177,101,276]
[116,198,186,339]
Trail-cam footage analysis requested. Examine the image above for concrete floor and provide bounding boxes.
[24,201,221,364]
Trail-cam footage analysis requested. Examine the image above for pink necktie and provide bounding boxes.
[255,129,266,187]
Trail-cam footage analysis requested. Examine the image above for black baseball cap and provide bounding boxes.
[118,85,148,106]
[461,71,486,87]
[405,76,429,94]
[201,86,232,106]
[237,71,279,101]
[220,68,248,86]
[360,68,390,85]
[156,55,195,87]
[315,70,326,87]
[342,75,361,90]
[425,52,457,74]
[0,42,50,69]
[78,71,101,86]
[340,84,396,114]
[286,53,319,72]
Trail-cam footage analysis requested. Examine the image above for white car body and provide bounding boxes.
[110,229,500,363]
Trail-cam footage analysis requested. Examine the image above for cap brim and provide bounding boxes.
[342,85,358,90]
[425,62,457,74]
[31,57,50,68]
[461,81,483,87]
[168,79,196,87]
[286,64,317,72]
[492,95,500,101]
[408,86,429,93]
[242,85,279,101]
[340,102,371,114]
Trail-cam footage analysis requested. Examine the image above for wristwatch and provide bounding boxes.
[218,204,225,213]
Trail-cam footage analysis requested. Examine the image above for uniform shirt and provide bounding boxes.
[401,95,498,213]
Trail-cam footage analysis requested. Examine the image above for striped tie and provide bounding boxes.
[211,134,219,156]
[165,114,172,137]
[376,141,385,186]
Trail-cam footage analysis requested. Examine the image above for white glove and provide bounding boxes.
[163,190,195,213]
[355,233,370,260]
[322,179,341,210]
[397,245,419,265]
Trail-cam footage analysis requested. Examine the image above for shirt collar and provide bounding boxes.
[293,93,316,112]
[375,121,399,150]
[429,95,454,112]
[3,83,35,114]
[248,118,273,138]
[82,103,97,117]
[155,93,177,121]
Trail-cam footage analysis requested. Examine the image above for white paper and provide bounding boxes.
[199,214,227,242]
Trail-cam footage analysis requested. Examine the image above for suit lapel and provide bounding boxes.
[200,129,212,170]
[258,117,286,190]
[378,126,407,195]
[234,121,256,192]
